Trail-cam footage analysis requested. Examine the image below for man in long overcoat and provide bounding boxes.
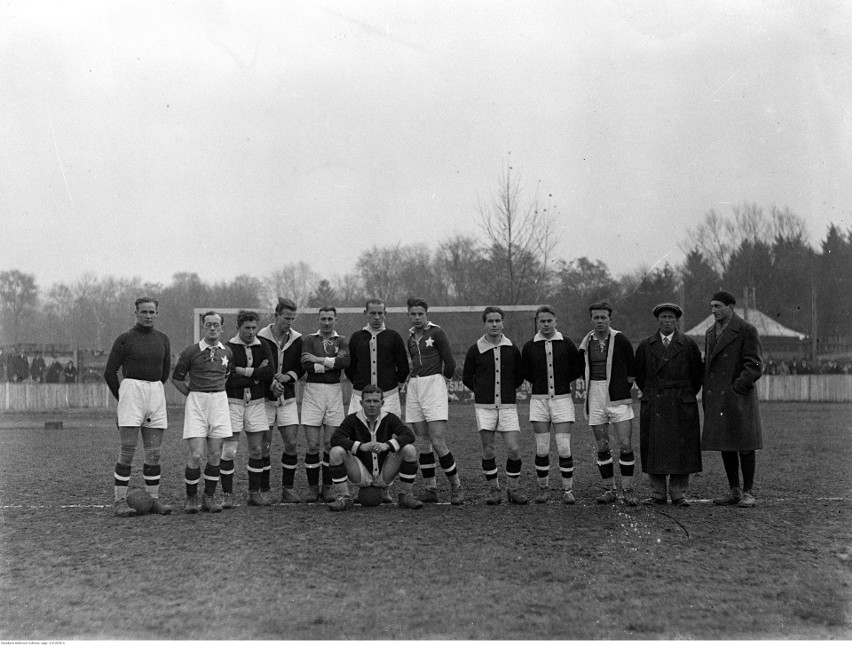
[701,290,763,508]
[635,303,703,506]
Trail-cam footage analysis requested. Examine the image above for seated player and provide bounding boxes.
[327,385,423,511]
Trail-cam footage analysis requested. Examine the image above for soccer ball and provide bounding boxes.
[126,489,155,515]
[357,486,384,507]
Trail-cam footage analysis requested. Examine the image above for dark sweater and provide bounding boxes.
[462,336,524,408]
[345,328,410,393]
[104,325,171,400]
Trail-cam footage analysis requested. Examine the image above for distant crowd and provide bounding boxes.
[0,349,78,383]
[764,357,850,375]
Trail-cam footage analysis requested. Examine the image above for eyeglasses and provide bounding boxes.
[203,322,222,329]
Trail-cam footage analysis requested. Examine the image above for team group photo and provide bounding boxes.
[2,1,850,641]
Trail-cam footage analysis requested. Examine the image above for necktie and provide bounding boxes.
[663,337,670,348]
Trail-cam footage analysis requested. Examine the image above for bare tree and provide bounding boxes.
[682,208,736,275]
[0,270,39,344]
[683,202,810,275]
[478,163,558,304]
[263,262,320,309]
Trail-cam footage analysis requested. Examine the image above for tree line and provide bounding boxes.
[1,177,849,354]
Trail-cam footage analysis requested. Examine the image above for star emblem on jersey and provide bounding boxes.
[425,337,435,348]
[221,356,229,368]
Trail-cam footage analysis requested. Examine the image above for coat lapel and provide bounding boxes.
[709,314,742,362]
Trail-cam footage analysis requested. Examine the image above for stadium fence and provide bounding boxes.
[1,375,850,412]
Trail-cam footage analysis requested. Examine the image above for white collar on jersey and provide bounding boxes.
[476,334,513,353]
[408,322,437,335]
[355,408,389,428]
[198,340,226,351]
[533,330,564,342]
[228,335,261,346]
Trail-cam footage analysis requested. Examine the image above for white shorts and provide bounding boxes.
[343,453,377,486]
[183,391,232,439]
[475,406,520,433]
[587,380,635,426]
[117,379,167,429]
[265,398,299,428]
[405,375,449,423]
[349,390,402,417]
[228,399,268,434]
[301,382,345,427]
[529,396,576,424]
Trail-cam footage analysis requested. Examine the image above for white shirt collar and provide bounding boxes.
[476,334,513,353]
[228,335,261,346]
[311,330,340,338]
[199,340,226,351]
[356,408,388,427]
[534,330,564,342]
[408,322,437,335]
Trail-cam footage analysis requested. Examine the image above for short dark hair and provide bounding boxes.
[364,297,385,312]
[318,306,337,316]
[535,305,556,321]
[237,309,260,327]
[361,383,384,399]
[407,297,428,312]
[135,296,158,310]
[482,306,505,322]
[588,301,613,316]
[202,310,223,325]
[275,297,297,315]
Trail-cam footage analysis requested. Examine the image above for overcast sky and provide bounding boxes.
[2,0,850,290]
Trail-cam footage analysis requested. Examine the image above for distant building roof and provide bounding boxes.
[684,307,807,339]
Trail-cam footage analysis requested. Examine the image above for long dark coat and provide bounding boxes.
[701,313,763,451]
[635,330,703,475]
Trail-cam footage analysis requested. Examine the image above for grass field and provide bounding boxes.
[0,402,850,639]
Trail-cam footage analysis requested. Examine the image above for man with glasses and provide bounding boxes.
[172,311,234,513]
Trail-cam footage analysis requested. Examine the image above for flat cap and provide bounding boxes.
[652,302,683,318]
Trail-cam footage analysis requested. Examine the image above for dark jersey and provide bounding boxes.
[104,325,171,400]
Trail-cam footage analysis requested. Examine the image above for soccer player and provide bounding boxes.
[405,297,463,505]
[301,306,350,503]
[462,306,527,505]
[521,305,584,504]
[327,384,423,511]
[104,296,172,517]
[701,290,764,508]
[257,297,305,504]
[172,311,234,513]
[578,302,638,506]
[345,297,409,416]
[224,310,275,508]
[634,303,703,506]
